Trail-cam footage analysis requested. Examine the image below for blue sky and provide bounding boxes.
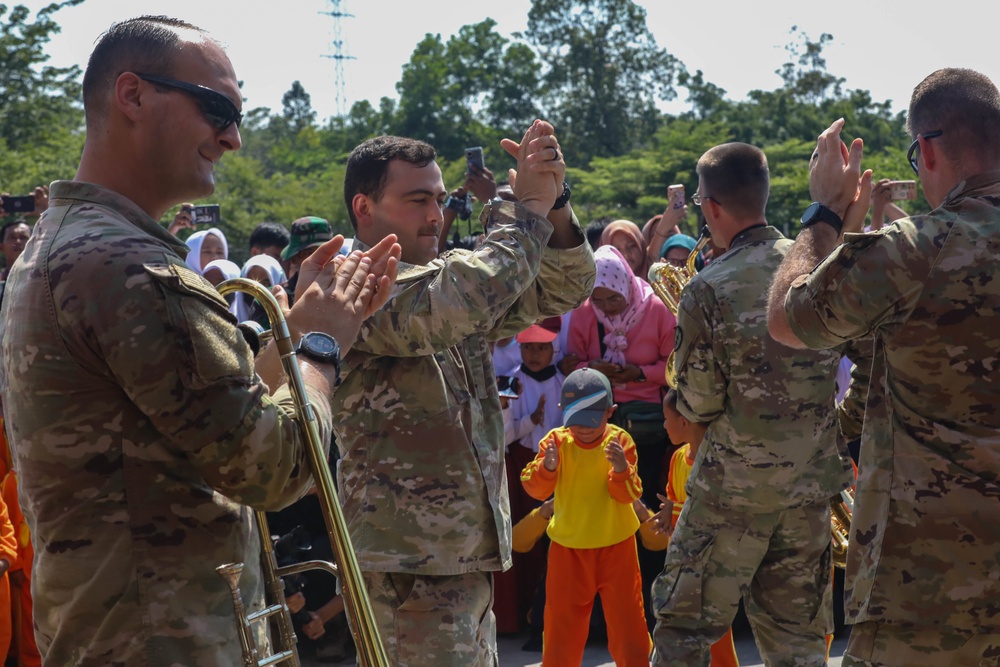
[19,0,998,124]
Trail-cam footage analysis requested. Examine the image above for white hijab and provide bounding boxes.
[236,255,287,322]
[184,228,229,273]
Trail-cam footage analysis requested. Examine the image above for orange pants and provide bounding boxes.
[710,627,739,667]
[543,536,651,667]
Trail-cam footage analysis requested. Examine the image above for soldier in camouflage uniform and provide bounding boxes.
[0,17,398,667]
[769,69,1000,666]
[651,143,854,666]
[333,127,595,665]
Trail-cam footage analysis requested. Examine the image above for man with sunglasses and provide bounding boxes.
[769,68,1000,665]
[0,16,400,667]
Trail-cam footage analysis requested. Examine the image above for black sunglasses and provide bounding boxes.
[907,130,943,174]
[136,73,243,130]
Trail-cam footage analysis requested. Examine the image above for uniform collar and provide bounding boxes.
[727,224,779,251]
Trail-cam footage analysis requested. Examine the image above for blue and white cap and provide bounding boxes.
[561,368,613,428]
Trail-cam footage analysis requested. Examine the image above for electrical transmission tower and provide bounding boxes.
[323,0,356,117]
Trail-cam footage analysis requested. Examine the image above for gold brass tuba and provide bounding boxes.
[647,227,709,387]
[215,278,388,667]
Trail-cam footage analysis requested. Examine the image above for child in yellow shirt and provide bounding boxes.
[655,388,739,667]
[521,369,651,667]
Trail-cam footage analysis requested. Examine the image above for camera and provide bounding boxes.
[187,204,221,226]
[445,193,473,221]
[1,195,35,214]
[496,375,522,399]
[888,181,917,201]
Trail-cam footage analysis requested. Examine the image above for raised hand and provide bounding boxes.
[500,119,564,218]
[531,394,547,426]
[809,118,869,222]
[543,436,559,472]
[604,435,627,473]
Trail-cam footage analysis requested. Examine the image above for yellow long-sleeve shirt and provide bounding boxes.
[521,425,641,549]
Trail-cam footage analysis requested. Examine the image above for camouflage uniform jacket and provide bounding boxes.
[675,224,853,513]
[336,201,595,574]
[0,181,332,666]
[785,170,1000,630]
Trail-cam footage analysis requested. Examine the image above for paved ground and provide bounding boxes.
[300,625,849,665]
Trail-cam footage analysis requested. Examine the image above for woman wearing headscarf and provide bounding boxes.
[599,220,650,280]
[236,255,287,327]
[659,233,706,270]
[200,259,241,317]
[563,244,676,628]
[184,227,229,273]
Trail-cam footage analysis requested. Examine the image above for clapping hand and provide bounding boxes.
[543,436,559,472]
[651,492,674,535]
[500,119,564,218]
[604,435,627,473]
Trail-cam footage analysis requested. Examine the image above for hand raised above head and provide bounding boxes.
[499,119,564,218]
[809,118,865,221]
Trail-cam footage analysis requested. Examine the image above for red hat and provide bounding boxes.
[516,316,562,344]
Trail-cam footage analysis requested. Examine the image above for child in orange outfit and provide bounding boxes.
[655,389,739,667]
[521,368,651,667]
[2,470,39,667]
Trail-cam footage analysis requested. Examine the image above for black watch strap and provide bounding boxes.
[551,181,571,210]
[800,202,843,234]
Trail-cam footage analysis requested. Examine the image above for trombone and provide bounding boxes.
[215,278,388,667]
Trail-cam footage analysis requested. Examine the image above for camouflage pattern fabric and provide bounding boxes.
[362,570,497,666]
[842,621,1000,666]
[332,199,595,577]
[654,224,852,665]
[837,337,875,442]
[673,224,853,512]
[652,494,833,666]
[785,170,1000,637]
[0,181,332,666]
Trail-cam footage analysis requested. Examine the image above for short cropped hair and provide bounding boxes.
[696,143,770,220]
[343,136,436,229]
[907,68,1000,165]
[82,16,205,124]
[248,222,290,251]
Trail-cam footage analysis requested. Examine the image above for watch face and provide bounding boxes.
[801,202,821,224]
[306,333,337,356]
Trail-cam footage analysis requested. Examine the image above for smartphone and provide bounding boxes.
[192,204,221,226]
[496,375,522,399]
[1,195,35,214]
[667,184,685,210]
[465,147,485,175]
[888,180,917,201]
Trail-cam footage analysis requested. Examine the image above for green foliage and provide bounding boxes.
[0,1,85,193]
[2,7,922,256]
[522,0,680,163]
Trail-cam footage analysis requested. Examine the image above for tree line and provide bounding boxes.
[0,0,925,255]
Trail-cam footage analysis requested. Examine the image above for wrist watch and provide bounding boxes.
[295,332,342,385]
[800,202,843,234]
[551,180,572,210]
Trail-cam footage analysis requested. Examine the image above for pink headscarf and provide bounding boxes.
[591,245,655,365]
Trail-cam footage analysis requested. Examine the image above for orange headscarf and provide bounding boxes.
[599,220,650,280]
